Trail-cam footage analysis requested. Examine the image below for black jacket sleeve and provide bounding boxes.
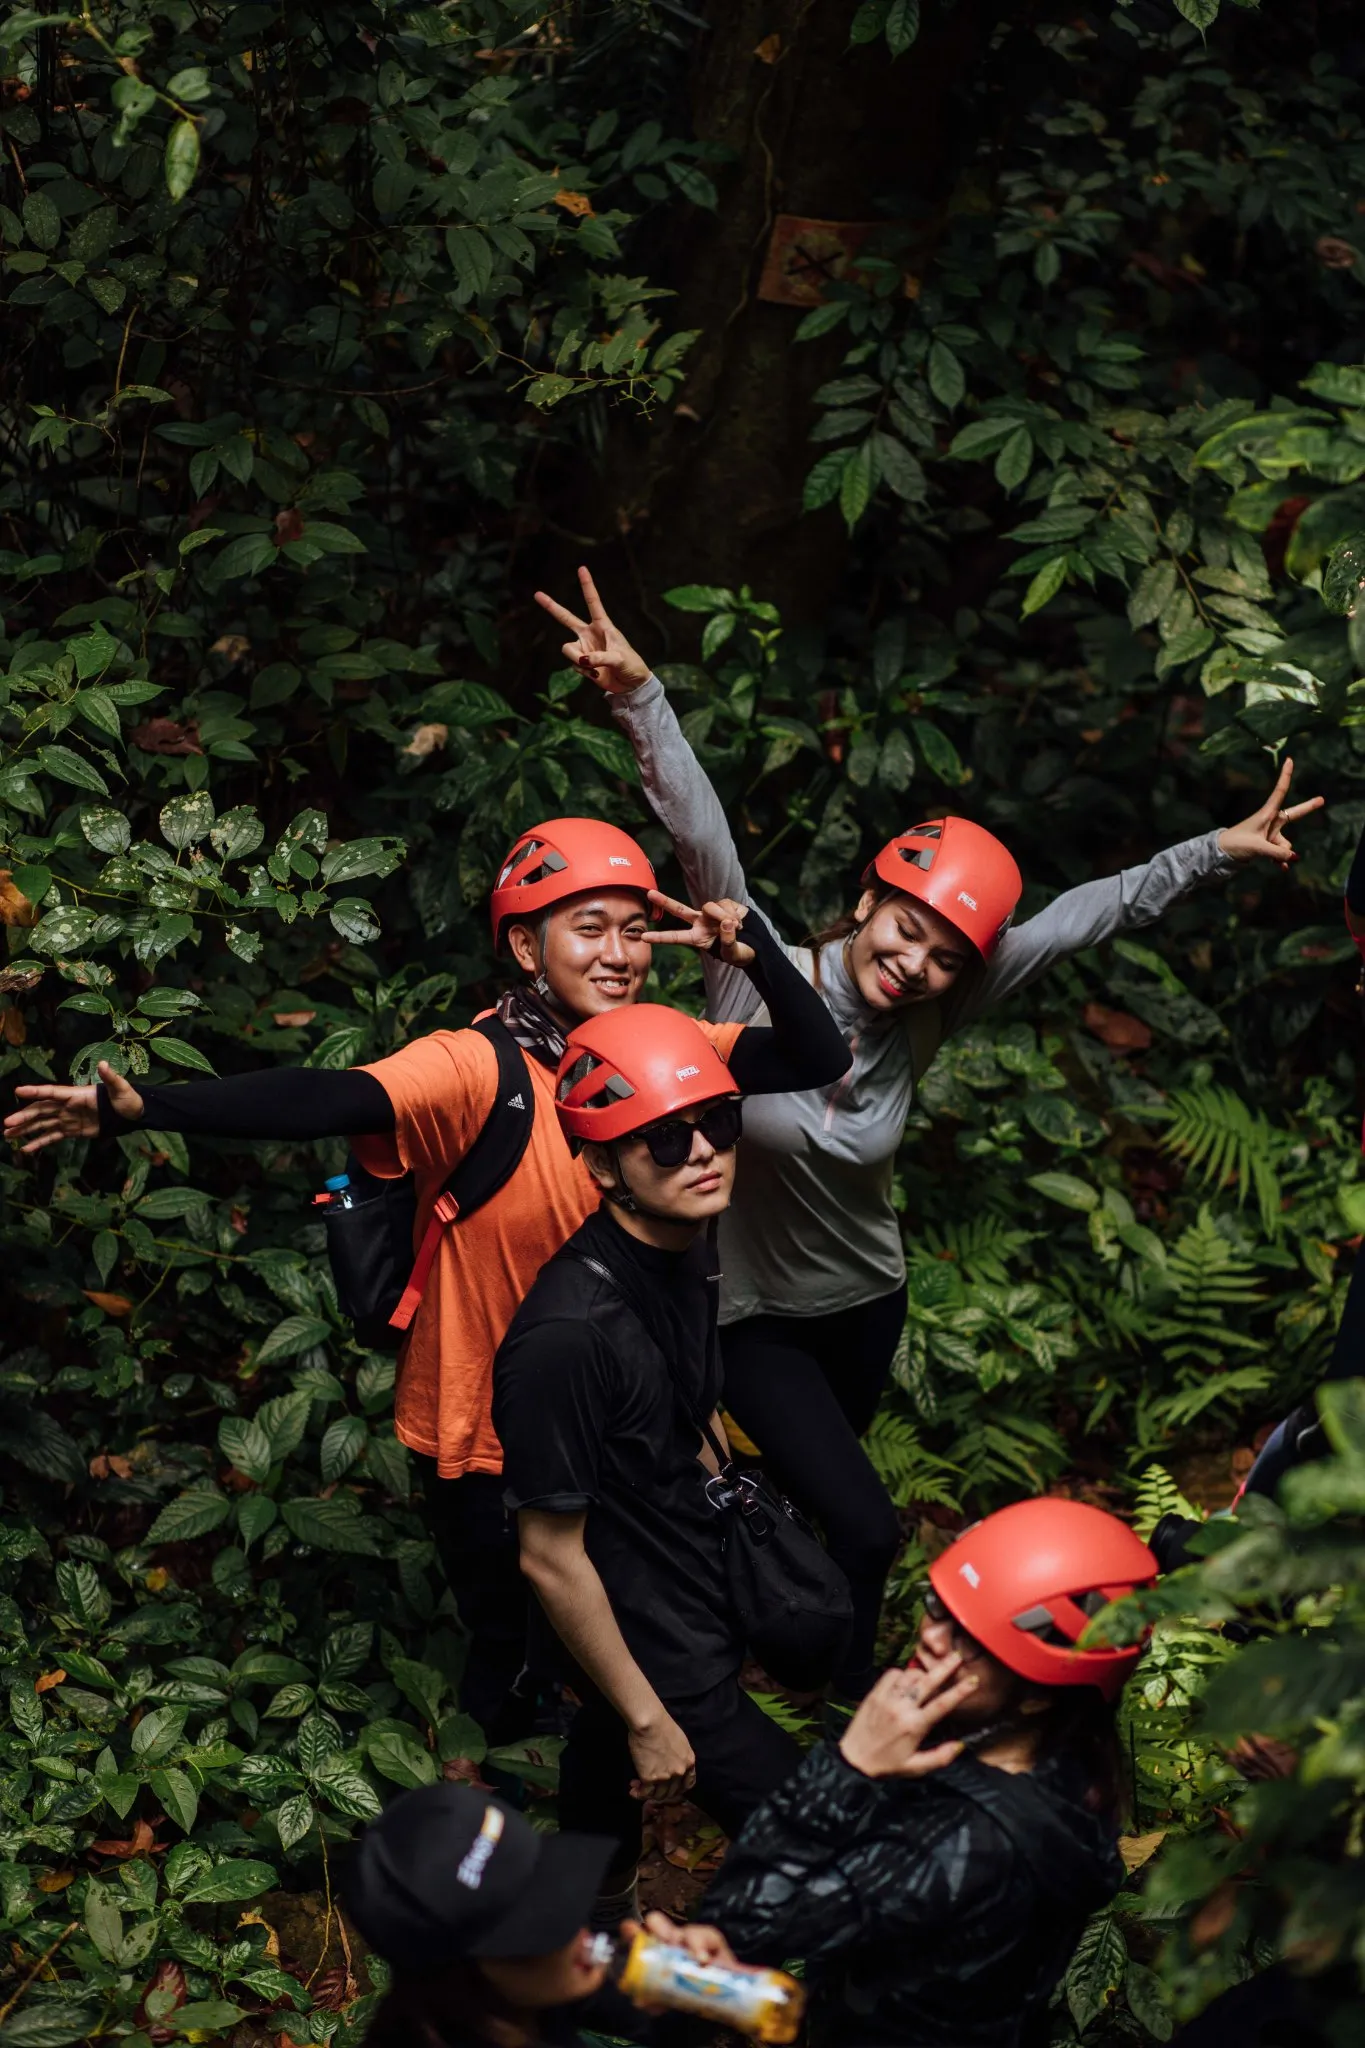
[705,1743,963,1964]
[726,915,852,1097]
[97,1067,394,1141]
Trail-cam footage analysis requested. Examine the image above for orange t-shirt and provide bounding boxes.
[355,1017,744,1479]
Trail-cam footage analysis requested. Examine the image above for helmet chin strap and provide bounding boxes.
[600,1144,687,1229]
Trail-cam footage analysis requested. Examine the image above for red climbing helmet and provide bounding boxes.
[490,818,659,951]
[927,1497,1157,1702]
[865,818,1022,961]
[556,1004,738,1146]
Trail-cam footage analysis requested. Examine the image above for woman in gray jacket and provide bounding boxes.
[536,568,1322,1704]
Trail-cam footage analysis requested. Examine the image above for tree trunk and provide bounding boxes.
[527,0,993,668]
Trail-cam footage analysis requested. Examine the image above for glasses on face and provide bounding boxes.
[919,1585,986,1662]
[632,1099,743,1170]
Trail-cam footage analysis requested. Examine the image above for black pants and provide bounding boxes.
[558,1678,802,1883]
[417,1461,534,1744]
[719,1282,907,1699]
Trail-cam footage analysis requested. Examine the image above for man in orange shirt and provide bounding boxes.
[8,817,850,1739]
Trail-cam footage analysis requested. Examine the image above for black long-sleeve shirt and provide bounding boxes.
[98,916,850,1142]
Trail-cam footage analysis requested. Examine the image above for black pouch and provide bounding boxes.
[569,1247,853,1692]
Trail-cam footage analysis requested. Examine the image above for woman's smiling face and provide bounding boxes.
[844,887,974,1009]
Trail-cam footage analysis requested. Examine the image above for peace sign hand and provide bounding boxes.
[644,890,755,966]
[533,565,652,696]
[1217,757,1324,866]
[837,1653,979,1781]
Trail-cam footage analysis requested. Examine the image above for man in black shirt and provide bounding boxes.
[493,1004,807,1906]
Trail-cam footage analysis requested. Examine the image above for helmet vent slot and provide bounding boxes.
[1011,1603,1076,1648]
[896,846,936,872]
[910,824,943,838]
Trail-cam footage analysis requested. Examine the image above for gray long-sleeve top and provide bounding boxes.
[614,675,1240,1324]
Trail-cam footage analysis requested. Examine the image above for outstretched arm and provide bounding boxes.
[948,758,1323,1030]
[5,1057,392,1154]
[646,891,849,1095]
[534,568,766,1024]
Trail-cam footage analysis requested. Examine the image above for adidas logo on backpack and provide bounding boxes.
[507,1092,525,1110]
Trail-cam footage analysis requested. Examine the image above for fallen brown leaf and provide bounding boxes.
[403,722,449,759]
[83,1291,133,1317]
[0,872,38,927]
[554,190,594,217]
[130,718,203,756]
[1315,234,1358,270]
[1118,1829,1167,1873]
[1082,1001,1152,1053]
[210,634,251,664]
[442,1755,492,1788]
[1,1006,26,1045]
[37,1870,75,1892]
[753,33,781,61]
[0,965,43,995]
[90,1452,134,1481]
[274,506,305,544]
[272,1009,316,1028]
[91,1817,165,1859]
[34,1670,66,1694]
[1190,1881,1239,1949]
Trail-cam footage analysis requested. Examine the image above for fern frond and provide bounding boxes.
[1149,1365,1272,1430]
[1131,1461,1201,1538]
[918,1214,1036,1285]
[864,1407,962,1510]
[1145,1084,1284,1236]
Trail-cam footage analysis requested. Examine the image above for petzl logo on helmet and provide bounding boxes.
[675,1064,700,1080]
[958,1561,981,1588]
[957,890,979,912]
[608,855,632,866]
[456,1804,505,1889]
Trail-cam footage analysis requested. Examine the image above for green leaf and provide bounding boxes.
[147,1489,232,1544]
[663,583,734,613]
[213,532,279,580]
[164,118,201,202]
[131,1702,189,1763]
[80,805,131,854]
[1026,1172,1099,1212]
[994,426,1032,491]
[237,1493,278,1550]
[151,1037,216,1074]
[1173,0,1219,28]
[314,1762,383,1819]
[927,340,965,410]
[21,190,61,252]
[366,1726,438,1788]
[150,1764,199,1832]
[1321,531,1365,615]
[280,1497,385,1555]
[219,1415,274,1483]
[35,744,108,794]
[160,790,215,848]
[181,1864,275,1910]
[885,0,921,56]
[839,440,877,531]
[1021,555,1068,616]
[849,0,889,44]
[255,1314,333,1366]
[446,225,493,299]
[275,1790,315,1851]
[170,2004,246,2038]
[320,1414,367,1483]
[803,448,854,513]
[329,896,381,945]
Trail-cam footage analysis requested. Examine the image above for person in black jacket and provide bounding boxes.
[343,1779,739,2048]
[703,1497,1158,2048]
[494,1004,826,1920]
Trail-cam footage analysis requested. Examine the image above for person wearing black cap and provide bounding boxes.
[343,1781,738,2048]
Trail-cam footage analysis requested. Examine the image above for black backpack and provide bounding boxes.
[319,1017,535,1350]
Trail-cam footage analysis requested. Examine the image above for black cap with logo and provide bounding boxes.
[342,1783,616,1975]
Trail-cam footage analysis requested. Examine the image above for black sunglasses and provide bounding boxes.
[632,1099,743,1169]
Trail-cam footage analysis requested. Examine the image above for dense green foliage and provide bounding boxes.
[2,1,1365,2043]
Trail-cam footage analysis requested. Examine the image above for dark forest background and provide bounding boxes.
[3,3,1365,2042]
